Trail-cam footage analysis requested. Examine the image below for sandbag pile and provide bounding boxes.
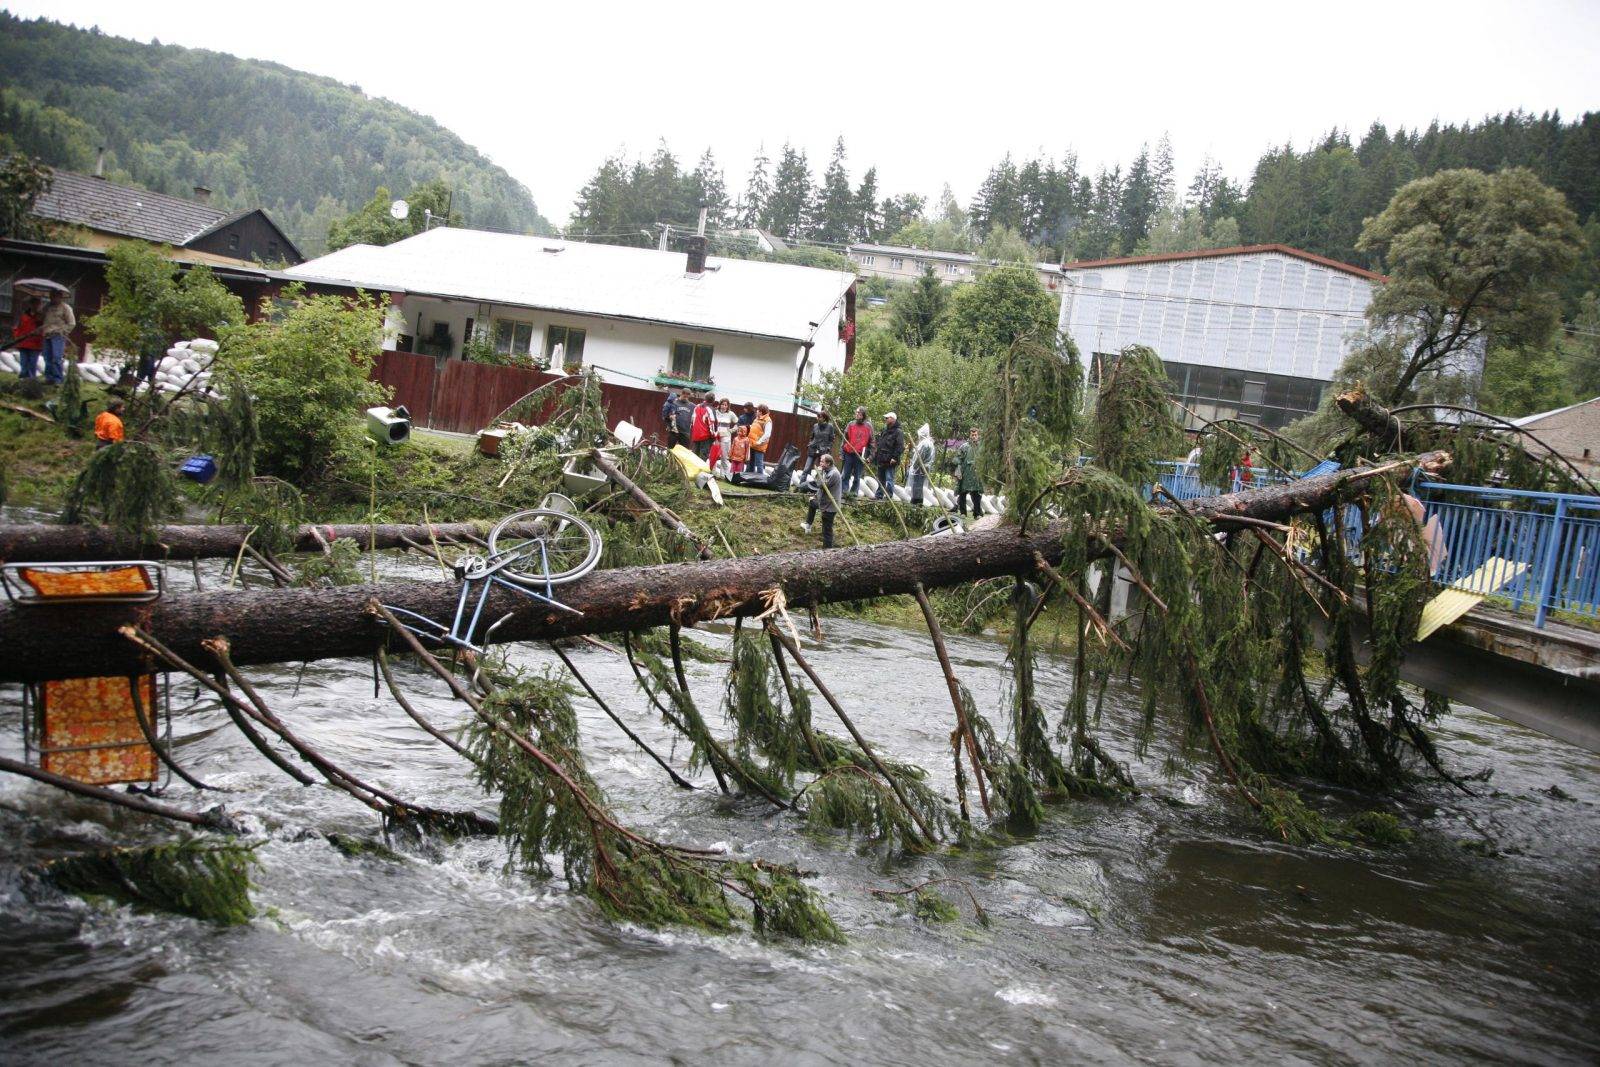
[1,338,221,396]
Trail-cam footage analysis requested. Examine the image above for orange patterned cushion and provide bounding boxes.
[40,675,158,785]
[19,565,153,598]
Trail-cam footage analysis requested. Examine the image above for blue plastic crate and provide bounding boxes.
[180,455,217,484]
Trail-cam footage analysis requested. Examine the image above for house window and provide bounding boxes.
[861,254,876,266]
[890,257,903,269]
[267,240,279,258]
[228,232,240,251]
[945,263,962,275]
[494,318,534,356]
[546,324,586,365]
[670,340,714,382]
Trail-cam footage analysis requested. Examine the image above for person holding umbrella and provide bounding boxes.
[9,295,44,379]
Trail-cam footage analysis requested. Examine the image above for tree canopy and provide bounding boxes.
[88,240,246,360]
[1357,167,1581,403]
[326,181,460,252]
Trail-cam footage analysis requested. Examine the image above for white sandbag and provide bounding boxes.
[188,338,218,355]
[933,487,955,509]
[172,339,191,351]
[180,358,201,375]
[0,352,18,373]
[166,346,188,359]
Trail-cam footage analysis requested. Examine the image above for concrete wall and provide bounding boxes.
[398,296,844,413]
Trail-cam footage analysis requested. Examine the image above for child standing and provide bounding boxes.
[729,424,751,474]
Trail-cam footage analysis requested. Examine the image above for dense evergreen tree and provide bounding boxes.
[738,145,771,229]
[766,144,813,241]
[686,149,732,229]
[812,138,856,244]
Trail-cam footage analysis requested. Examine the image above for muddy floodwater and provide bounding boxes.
[1,554,1597,1064]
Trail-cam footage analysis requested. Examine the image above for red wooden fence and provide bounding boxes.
[371,351,810,458]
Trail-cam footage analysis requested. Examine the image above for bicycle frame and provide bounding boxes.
[383,535,584,654]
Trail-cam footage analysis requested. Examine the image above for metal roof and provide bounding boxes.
[1058,243,1387,282]
[849,242,978,263]
[33,168,228,245]
[286,228,857,344]
[1511,395,1600,426]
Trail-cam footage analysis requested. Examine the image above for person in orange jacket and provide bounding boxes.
[747,404,772,475]
[94,399,125,448]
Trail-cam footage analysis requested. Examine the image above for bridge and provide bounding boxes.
[1153,462,1600,753]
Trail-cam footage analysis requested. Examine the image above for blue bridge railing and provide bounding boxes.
[1150,463,1600,630]
[1153,461,1294,502]
[1415,482,1600,629]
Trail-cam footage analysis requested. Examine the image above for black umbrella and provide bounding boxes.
[11,278,69,294]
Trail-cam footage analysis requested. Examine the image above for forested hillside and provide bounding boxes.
[0,13,549,254]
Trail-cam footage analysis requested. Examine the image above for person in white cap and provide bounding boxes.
[871,411,904,499]
[909,423,936,505]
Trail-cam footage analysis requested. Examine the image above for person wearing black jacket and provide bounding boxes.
[804,410,836,475]
[661,391,682,448]
[872,411,904,499]
[670,395,694,445]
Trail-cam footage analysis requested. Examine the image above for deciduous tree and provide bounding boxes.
[1357,167,1582,403]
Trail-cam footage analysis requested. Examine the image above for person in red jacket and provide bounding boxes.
[690,393,716,461]
[11,296,44,379]
[840,406,874,498]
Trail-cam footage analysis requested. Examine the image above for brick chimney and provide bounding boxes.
[193,185,213,204]
[685,234,708,278]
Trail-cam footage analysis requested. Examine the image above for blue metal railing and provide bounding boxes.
[1414,482,1600,629]
[1153,461,1294,501]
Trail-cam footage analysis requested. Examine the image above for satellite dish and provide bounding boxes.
[389,199,410,221]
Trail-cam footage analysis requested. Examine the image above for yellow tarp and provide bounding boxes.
[669,444,709,479]
[1416,557,1529,641]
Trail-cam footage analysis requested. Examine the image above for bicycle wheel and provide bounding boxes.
[487,508,602,586]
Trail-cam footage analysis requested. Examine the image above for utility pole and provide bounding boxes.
[657,224,671,252]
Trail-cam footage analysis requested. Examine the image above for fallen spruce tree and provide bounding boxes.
[0,452,1446,684]
[0,518,551,563]
[9,332,1540,937]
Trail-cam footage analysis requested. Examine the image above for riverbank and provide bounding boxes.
[0,380,1047,635]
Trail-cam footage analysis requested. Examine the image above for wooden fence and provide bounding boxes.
[372,350,811,457]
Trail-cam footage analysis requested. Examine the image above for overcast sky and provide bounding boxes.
[10,1,1600,227]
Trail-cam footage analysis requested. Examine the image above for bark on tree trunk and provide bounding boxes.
[588,449,712,560]
[0,520,549,563]
[1335,385,1404,452]
[0,454,1448,683]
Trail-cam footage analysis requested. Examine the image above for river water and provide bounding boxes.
[1,556,1597,1064]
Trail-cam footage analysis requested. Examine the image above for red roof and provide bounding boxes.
[1057,243,1386,282]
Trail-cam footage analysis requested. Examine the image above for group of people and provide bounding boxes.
[801,413,985,548]
[660,391,775,477]
[658,389,987,551]
[8,289,76,384]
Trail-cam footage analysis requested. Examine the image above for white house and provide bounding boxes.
[1056,244,1386,428]
[285,227,857,413]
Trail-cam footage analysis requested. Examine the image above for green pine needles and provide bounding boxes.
[467,668,837,940]
[44,839,258,925]
[63,439,182,537]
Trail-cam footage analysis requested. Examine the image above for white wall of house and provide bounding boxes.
[398,295,847,412]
